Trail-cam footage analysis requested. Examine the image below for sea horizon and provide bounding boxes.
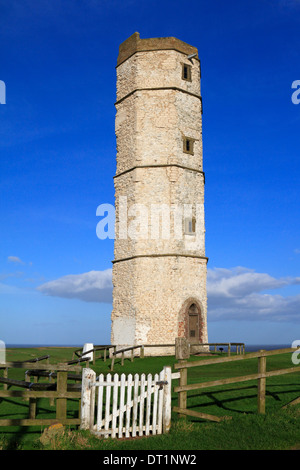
[5,343,294,351]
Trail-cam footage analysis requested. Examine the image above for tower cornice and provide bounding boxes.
[117,32,199,67]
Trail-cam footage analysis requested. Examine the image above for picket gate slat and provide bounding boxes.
[104,373,112,438]
[139,374,145,436]
[87,367,171,439]
[125,374,133,438]
[111,374,119,438]
[152,373,159,435]
[132,374,139,438]
[118,374,126,438]
[145,374,152,436]
[157,369,164,434]
[96,373,104,432]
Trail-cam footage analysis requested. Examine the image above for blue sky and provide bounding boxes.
[1,0,300,346]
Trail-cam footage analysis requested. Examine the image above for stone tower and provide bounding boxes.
[111,33,208,353]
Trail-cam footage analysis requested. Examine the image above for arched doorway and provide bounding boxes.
[187,303,200,342]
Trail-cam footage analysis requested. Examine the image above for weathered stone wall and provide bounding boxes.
[111,33,208,353]
[111,256,207,352]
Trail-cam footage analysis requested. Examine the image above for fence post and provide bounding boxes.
[228,343,231,356]
[3,368,8,391]
[49,372,55,406]
[56,371,68,422]
[257,350,266,414]
[80,368,96,430]
[175,338,189,419]
[163,366,172,433]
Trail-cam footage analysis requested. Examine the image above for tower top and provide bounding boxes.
[117,32,199,66]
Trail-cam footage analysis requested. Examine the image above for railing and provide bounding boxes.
[72,345,117,365]
[0,362,81,426]
[0,354,50,390]
[173,347,300,422]
[190,342,245,355]
[110,345,145,371]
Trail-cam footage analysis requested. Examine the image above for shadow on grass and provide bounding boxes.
[176,382,300,416]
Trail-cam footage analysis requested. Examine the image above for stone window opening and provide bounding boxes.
[182,63,192,82]
[183,137,195,155]
[185,217,196,235]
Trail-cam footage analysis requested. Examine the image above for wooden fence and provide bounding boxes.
[190,342,245,355]
[173,346,300,422]
[110,345,145,371]
[72,345,116,365]
[80,366,172,438]
[71,342,245,372]
[0,354,50,390]
[0,362,82,426]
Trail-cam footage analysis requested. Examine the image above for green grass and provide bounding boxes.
[1,347,300,450]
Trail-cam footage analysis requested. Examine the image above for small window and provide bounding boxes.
[182,63,192,82]
[185,217,196,235]
[190,330,196,338]
[183,137,195,155]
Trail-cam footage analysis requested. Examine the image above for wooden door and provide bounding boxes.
[188,304,199,342]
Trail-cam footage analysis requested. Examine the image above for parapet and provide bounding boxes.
[117,32,199,66]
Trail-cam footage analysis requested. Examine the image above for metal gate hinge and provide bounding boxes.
[156,380,168,390]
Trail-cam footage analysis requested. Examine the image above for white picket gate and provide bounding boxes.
[80,366,171,438]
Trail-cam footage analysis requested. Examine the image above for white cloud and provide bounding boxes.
[7,256,24,264]
[207,267,300,322]
[37,269,112,304]
[36,266,300,322]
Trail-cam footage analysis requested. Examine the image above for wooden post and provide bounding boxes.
[140,345,144,359]
[228,343,231,356]
[3,368,8,391]
[175,337,190,361]
[121,351,124,366]
[24,370,30,402]
[257,350,266,414]
[163,366,172,433]
[49,372,55,406]
[56,371,68,421]
[29,385,37,419]
[80,368,96,430]
[175,338,190,419]
[131,348,134,362]
[178,360,187,419]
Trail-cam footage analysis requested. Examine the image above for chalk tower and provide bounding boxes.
[111,33,208,353]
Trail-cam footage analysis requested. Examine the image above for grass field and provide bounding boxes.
[1,346,300,450]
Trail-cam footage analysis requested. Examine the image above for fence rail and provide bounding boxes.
[190,342,245,355]
[0,362,81,427]
[173,346,300,421]
[72,345,117,364]
[110,345,145,371]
